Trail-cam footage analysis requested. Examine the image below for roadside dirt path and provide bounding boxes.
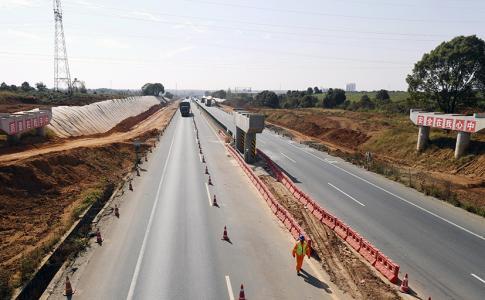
[0,102,178,164]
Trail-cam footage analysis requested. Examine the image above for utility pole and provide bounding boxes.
[53,0,72,93]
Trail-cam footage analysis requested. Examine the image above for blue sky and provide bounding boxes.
[1,0,485,91]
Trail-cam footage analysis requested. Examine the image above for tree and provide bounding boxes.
[35,82,47,92]
[254,90,279,108]
[321,88,346,108]
[306,87,313,95]
[406,35,485,113]
[300,95,318,107]
[142,83,165,96]
[10,84,18,91]
[0,82,8,90]
[211,90,227,99]
[21,81,32,92]
[313,86,321,94]
[164,91,174,99]
[358,94,375,110]
[375,89,390,103]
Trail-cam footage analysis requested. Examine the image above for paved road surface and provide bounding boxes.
[56,109,341,299]
[201,102,485,300]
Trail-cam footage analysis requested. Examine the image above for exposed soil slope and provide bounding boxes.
[0,102,177,290]
[258,108,485,213]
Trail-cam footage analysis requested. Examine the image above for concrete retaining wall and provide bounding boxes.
[47,96,165,138]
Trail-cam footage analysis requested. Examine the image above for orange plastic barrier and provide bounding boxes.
[312,207,324,221]
[345,228,362,251]
[321,210,336,229]
[359,239,378,266]
[257,148,402,285]
[375,253,400,283]
[334,219,349,239]
[228,145,307,242]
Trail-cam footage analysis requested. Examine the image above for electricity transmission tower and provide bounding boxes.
[53,0,72,92]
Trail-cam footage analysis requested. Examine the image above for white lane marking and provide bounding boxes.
[471,273,485,284]
[328,182,366,207]
[324,158,338,164]
[225,275,235,300]
[205,183,212,206]
[280,152,296,163]
[284,141,485,241]
[126,122,178,300]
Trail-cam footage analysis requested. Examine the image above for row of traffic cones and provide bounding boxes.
[196,115,247,300]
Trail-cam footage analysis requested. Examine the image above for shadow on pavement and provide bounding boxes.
[300,269,332,294]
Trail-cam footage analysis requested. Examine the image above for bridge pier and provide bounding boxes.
[416,126,429,151]
[454,131,471,159]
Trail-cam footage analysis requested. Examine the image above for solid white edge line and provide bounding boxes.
[283,140,485,241]
[471,273,485,284]
[280,152,296,163]
[225,275,235,300]
[205,182,212,206]
[126,121,178,300]
[328,182,365,207]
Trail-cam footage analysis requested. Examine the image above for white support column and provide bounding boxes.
[416,126,430,151]
[454,131,471,158]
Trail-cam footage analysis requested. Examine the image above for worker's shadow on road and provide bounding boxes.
[300,269,332,294]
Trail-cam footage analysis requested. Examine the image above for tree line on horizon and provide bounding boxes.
[224,35,485,114]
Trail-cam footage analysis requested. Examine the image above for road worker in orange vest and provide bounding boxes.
[292,234,311,275]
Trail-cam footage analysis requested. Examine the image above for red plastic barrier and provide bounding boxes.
[334,219,349,239]
[359,239,379,266]
[320,210,336,229]
[312,207,324,221]
[345,228,362,251]
[284,218,293,230]
[306,200,315,213]
[277,209,286,222]
[299,194,309,205]
[375,253,400,283]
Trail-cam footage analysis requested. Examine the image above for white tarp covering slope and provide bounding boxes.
[47,96,164,138]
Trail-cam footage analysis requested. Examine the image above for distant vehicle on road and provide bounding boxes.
[179,101,191,117]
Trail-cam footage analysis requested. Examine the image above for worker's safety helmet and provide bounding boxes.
[299,234,305,241]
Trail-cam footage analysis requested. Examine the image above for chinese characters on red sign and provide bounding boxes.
[416,114,477,133]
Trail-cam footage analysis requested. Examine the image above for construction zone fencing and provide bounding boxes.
[225,145,307,241]
[257,149,400,284]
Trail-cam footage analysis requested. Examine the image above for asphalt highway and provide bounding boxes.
[63,108,341,299]
[201,103,485,300]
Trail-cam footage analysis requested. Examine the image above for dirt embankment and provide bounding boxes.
[260,175,400,300]
[258,108,485,215]
[0,102,177,294]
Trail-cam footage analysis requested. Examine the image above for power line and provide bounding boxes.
[183,0,484,24]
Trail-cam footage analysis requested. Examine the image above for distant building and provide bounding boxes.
[346,83,356,92]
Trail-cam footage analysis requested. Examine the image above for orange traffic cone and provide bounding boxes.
[114,205,120,218]
[64,276,75,296]
[205,166,209,174]
[399,273,409,293]
[222,226,229,241]
[239,284,246,300]
[96,228,103,245]
[213,195,218,207]
[208,176,212,185]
